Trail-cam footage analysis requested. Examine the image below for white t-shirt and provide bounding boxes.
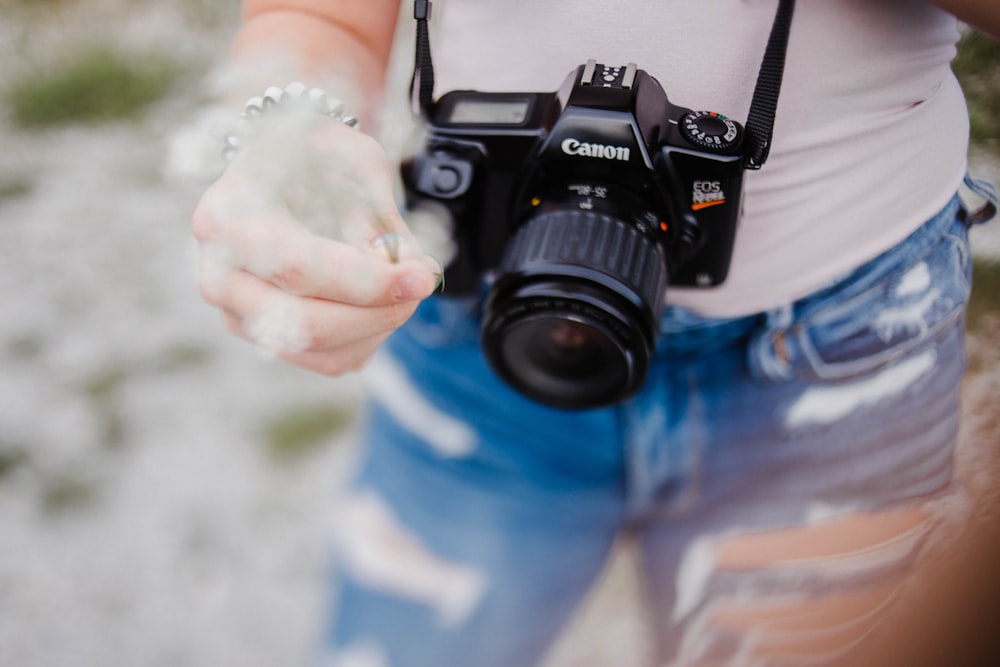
[403,0,969,317]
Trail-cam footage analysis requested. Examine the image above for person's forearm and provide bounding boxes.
[227,0,402,124]
[930,0,1000,38]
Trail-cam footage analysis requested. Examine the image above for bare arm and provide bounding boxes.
[929,0,1000,38]
[229,0,403,123]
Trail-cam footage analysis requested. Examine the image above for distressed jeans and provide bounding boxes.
[320,176,997,667]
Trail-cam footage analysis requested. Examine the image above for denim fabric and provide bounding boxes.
[319,178,997,667]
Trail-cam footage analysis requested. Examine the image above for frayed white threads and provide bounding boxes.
[673,536,716,622]
[364,352,477,458]
[804,501,860,524]
[334,491,488,627]
[786,349,937,428]
[895,262,931,297]
[321,640,390,667]
[873,289,944,342]
[873,261,955,342]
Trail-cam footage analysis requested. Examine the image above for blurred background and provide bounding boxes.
[0,1,997,666]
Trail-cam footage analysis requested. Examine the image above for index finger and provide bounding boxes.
[206,206,441,305]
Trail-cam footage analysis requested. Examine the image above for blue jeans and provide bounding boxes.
[320,177,997,667]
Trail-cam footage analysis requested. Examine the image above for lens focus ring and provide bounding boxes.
[501,209,667,329]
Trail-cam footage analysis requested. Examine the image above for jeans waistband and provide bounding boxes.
[655,192,960,354]
[655,172,998,357]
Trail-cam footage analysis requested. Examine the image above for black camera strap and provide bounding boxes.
[410,0,795,170]
[412,0,436,114]
[743,0,795,169]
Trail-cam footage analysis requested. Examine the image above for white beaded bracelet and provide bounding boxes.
[223,82,358,160]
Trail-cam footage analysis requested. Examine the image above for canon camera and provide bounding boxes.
[402,60,748,409]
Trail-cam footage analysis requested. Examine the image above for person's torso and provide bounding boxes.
[394,0,969,316]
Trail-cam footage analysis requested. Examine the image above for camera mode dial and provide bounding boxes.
[679,111,741,153]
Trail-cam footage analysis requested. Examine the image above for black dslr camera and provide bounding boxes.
[402,60,747,409]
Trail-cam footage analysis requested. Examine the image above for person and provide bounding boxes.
[191,1,1000,665]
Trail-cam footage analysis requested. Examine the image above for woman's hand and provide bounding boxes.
[192,115,441,376]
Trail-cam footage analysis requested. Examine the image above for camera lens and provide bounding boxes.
[492,296,631,407]
[482,209,667,409]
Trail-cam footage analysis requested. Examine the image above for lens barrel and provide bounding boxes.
[482,209,668,409]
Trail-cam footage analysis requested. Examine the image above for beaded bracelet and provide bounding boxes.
[222,82,358,161]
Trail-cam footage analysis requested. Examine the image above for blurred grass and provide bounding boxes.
[957,31,1000,337]
[954,30,1000,156]
[0,171,34,202]
[5,334,43,360]
[82,366,128,404]
[968,258,1000,333]
[5,48,185,129]
[0,447,29,480]
[151,343,212,372]
[0,0,73,10]
[41,475,98,514]
[80,367,129,449]
[262,404,357,463]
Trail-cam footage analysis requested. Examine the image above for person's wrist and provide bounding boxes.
[223,82,358,160]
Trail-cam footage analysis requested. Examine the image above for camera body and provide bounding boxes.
[401,61,748,408]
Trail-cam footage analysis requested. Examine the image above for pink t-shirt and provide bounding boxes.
[409,0,969,316]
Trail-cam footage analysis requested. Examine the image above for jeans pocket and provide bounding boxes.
[748,217,973,383]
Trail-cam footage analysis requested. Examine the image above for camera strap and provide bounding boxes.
[410,0,795,170]
[743,0,795,169]
[411,0,436,114]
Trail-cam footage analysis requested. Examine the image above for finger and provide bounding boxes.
[222,310,243,336]
[207,267,424,353]
[282,332,392,376]
[196,178,441,305]
[197,202,440,306]
[203,226,440,306]
[221,306,392,377]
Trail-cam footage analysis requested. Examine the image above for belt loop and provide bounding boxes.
[765,303,794,329]
[961,172,998,226]
[746,302,796,383]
